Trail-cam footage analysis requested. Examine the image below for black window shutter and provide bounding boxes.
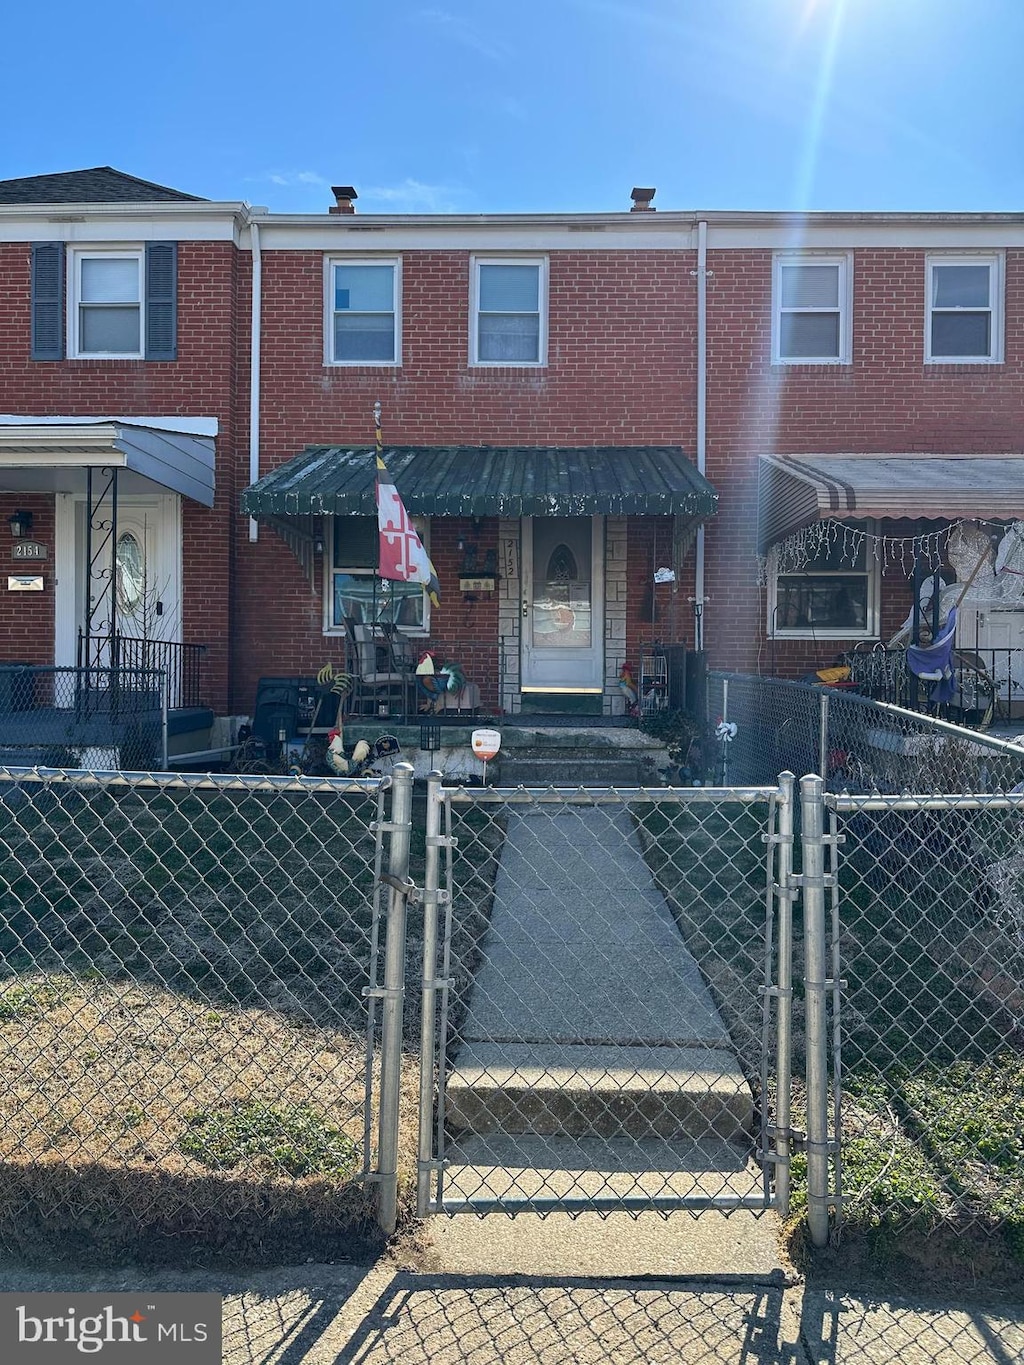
[145,242,177,360]
[31,243,65,360]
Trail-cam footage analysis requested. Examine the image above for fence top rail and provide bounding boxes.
[827,790,1024,813]
[0,765,389,796]
[710,670,1024,762]
[1,665,167,681]
[442,782,782,806]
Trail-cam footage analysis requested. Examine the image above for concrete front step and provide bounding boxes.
[441,1132,762,1207]
[499,755,650,786]
[445,1041,754,1142]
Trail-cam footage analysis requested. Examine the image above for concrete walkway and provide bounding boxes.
[442,804,759,1209]
[3,1257,1020,1364]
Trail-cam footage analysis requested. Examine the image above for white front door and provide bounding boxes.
[55,493,182,668]
[521,516,604,693]
[959,606,1024,712]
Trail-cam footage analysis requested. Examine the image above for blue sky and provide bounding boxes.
[3,0,1022,214]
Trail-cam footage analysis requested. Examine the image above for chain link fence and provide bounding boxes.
[0,765,389,1265]
[415,777,796,1218]
[710,672,1024,794]
[0,666,167,771]
[816,786,1024,1271]
[705,677,1024,1276]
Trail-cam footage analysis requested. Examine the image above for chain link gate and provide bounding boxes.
[415,773,797,1218]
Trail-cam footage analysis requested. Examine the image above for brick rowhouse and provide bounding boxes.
[3,169,1023,727]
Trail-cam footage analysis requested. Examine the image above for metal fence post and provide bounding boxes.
[800,772,831,1248]
[377,760,415,1236]
[160,669,169,771]
[417,770,444,1217]
[818,690,829,782]
[774,771,796,1217]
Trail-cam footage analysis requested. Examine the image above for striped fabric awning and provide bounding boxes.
[758,453,1024,548]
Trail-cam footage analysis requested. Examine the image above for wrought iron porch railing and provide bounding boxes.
[77,635,207,710]
[843,645,1024,725]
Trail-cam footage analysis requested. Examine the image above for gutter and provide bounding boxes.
[694,220,709,650]
[248,219,262,541]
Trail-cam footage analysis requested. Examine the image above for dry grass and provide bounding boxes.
[0,778,508,1265]
[0,972,389,1265]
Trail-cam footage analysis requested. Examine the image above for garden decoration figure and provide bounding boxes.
[618,663,639,716]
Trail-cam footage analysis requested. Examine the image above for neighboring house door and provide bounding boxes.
[958,606,1024,715]
[54,493,183,674]
[520,516,604,694]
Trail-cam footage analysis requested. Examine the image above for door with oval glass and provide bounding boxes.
[58,494,182,681]
[520,516,604,695]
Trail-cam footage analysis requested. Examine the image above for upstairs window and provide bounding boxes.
[769,521,877,639]
[926,255,1002,363]
[32,242,177,362]
[72,251,143,357]
[328,259,399,364]
[773,254,851,364]
[471,258,546,365]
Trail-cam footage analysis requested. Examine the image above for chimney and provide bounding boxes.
[630,186,656,212]
[330,185,358,215]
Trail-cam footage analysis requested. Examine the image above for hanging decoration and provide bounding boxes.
[758,516,1024,586]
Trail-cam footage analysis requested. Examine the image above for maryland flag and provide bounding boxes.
[374,403,440,606]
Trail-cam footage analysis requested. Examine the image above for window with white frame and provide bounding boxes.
[926,255,1002,363]
[471,258,546,365]
[69,249,144,358]
[773,254,851,364]
[327,516,429,634]
[327,259,400,364]
[770,522,877,638]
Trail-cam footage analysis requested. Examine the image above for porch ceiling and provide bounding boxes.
[0,417,215,506]
[242,445,718,519]
[758,453,1024,549]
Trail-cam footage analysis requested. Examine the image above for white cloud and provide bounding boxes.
[255,170,329,189]
[417,7,509,61]
[360,178,467,213]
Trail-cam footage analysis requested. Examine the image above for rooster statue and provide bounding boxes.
[618,663,639,717]
[415,652,466,713]
[326,726,371,777]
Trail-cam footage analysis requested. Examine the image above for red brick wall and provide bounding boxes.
[232,248,700,712]
[704,247,1024,677]
[0,494,54,665]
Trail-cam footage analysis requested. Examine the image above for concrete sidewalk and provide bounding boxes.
[1,1256,1020,1363]
[444,805,758,1209]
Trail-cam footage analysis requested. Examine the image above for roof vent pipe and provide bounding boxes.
[330,186,358,214]
[630,187,656,212]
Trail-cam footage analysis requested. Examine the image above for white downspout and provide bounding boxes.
[248,219,262,542]
[694,219,708,648]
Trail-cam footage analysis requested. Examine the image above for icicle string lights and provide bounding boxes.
[762,517,1019,584]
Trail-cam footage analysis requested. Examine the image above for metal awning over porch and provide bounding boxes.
[0,416,216,506]
[759,452,1024,549]
[242,445,718,519]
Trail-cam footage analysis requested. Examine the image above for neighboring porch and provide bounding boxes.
[758,452,1024,731]
[0,417,220,766]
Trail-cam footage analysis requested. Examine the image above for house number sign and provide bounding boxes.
[11,540,48,561]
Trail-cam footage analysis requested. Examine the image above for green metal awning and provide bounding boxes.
[242,445,718,519]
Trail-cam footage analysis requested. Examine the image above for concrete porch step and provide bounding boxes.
[445,1041,754,1142]
[499,755,649,785]
[441,1132,763,1207]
